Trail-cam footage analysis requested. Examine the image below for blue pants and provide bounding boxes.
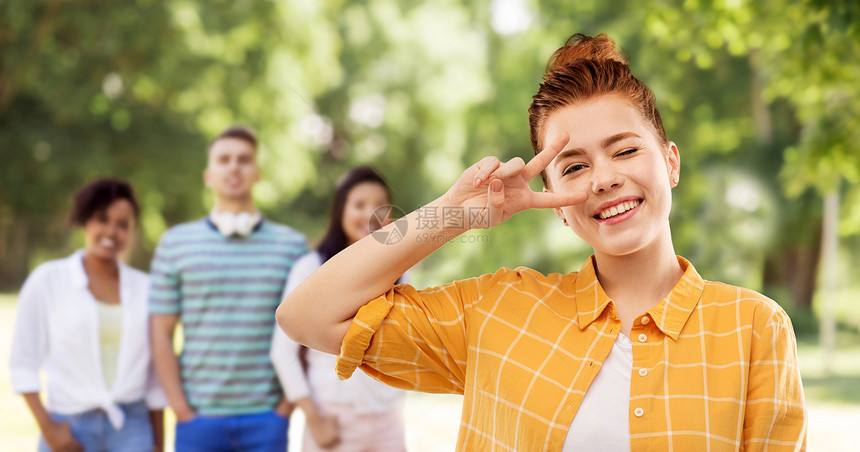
[38,400,153,452]
[175,410,288,452]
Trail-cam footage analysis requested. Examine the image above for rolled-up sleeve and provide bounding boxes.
[271,253,319,401]
[271,326,311,401]
[336,270,505,394]
[9,268,50,393]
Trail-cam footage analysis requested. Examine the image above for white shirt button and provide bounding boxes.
[634,407,645,417]
[641,316,650,325]
[638,333,647,343]
[638,368,648,377]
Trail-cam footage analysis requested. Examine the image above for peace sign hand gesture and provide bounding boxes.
[279,136,588,355]
[441,133,586,230]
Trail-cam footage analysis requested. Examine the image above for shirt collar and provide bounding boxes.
[68,250,89,289]
[574,255,705,340]
[67,250,132,296]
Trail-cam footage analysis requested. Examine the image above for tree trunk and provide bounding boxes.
[751,50,822,309]
[0,191,5,277]
[762,238,821,309]
[818,190,839,373]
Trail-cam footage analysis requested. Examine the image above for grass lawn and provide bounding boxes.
[796,332,860,406]
[2,292,859,450]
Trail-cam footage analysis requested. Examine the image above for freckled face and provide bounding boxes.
[543,95,679,257]
[83,199,136,261]
[342,182,390,245]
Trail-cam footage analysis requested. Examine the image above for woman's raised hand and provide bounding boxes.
[442,133,586,229]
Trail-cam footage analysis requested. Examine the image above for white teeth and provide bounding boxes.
[598,200,640,220]
[99,238,116,248]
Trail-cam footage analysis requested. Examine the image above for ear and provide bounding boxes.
[203,168,213,189]
[544,187,568,223]
[666,141,680,187]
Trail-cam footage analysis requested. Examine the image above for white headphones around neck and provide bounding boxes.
[210,209,262,237]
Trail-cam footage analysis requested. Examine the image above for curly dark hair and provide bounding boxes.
[69,178,140,226]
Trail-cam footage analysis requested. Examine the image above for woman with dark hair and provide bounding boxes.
[10,178,166,452]
[279,34,807,451]
[271,166,407,452]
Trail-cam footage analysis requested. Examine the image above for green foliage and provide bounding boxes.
[1,0,858,311]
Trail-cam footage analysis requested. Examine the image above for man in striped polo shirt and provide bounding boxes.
[149,126,308,452]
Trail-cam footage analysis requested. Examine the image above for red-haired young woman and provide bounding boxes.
[278,34,806,451]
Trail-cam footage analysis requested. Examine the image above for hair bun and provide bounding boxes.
[545,33,627,76]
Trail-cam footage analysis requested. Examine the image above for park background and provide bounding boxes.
[1,0,859,450]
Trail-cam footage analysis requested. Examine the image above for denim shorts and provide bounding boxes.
[38,400,153,452]
[175,410,288,452]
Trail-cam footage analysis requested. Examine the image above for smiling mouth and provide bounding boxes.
[594,199,641,220]
[99,237,116,248]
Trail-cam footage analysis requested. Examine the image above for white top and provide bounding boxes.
[562,331,633,451]
[9,250,167,429]
[271,251,406,415]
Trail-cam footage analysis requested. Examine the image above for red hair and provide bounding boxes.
[528,34,668,186]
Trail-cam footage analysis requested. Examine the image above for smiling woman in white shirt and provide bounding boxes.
[10,178,167,452]
[271,167,407,452]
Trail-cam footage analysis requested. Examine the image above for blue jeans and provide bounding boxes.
[38,400,153,452]
[175,410,288,452]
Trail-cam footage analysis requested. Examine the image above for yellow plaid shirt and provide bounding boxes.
[337,256,807,451]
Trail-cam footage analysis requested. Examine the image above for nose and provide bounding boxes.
[590,163,623,193]
[364,206,380,222]
[367,206,390,227]
[99,224,118,242]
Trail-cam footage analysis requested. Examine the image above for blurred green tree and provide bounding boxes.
[1,0,857,330]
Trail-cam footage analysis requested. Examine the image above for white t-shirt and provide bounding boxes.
[562,331,633,451]
[271,251,406,414]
